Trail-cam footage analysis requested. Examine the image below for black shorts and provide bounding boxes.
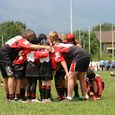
[13,63,26,79]
[55,70,65,80]
[0,63,15,78]
[39,62,53,81]
[26,62,39,79]
[70,57,90,72]
[75,57,90,72]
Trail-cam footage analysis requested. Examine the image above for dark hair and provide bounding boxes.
[86,70,96,79]
[37,33,50,45]
[29,38,38,44]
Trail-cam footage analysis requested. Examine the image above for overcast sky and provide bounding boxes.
[0,0,115,34]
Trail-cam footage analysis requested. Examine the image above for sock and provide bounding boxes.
[45,86,51,99]
[9,94,15,100]
[41,85,46,100]
[31,93,36,99]
[56,87,61,98]
[74,84,79,97]
[15,94,20,99]
[20,88,26,100]
[6,94,9,99]
[64,88,67,97]
[60,88,65,99]
[27,92,32,100]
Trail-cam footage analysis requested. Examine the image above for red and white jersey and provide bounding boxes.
[13,50,27,65]
[27,49,50,63]
[54,43,90,62]
[0,35,32,63]
[51,43,90,71]
[5,35,32,49]
[35,50,49,60]
[86,75,103,97]
[38,49,50,63]
[94,75,103,96]
[50,50,65,70]
[13,49,49,65]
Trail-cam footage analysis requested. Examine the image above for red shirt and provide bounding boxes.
[86,75,103,97]
[5,35,32,49]
[50,47,65,70]
[0,35,33,64]
[13,49,49,65]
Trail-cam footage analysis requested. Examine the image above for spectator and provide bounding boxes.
[105,60,110,71]
[99,60,105,71]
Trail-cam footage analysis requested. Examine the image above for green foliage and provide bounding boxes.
[93,22,115,31]
[74,30,100,59]
[0,21,26,46]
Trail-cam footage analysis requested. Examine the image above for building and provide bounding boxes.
[95,31,115,55]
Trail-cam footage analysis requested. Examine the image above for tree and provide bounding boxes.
[93,22,115,31]
[0,21,26,46]
[74,30,100,60]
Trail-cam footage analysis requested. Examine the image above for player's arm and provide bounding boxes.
[30,44,51,50]
[61,60,69,75]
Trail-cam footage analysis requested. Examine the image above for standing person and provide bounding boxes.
[99,60,105,71]
[49,34,90,101]
[65,33,81,99]
[0,29,50,101]
[54,64,67,101]
[105,60,110,71]
[37,34,53,103]
[13,50,27,101]
[26,49,49,102]
[49,31,68,101]
[13,38,37,101]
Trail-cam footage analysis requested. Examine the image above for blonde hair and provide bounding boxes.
[49,31,58,39]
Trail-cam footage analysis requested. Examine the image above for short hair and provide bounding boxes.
[23,29,36,42]
[23,29,36,37]
[86,70,96,79]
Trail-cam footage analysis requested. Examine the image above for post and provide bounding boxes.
[100,24,102,59]
[112,22,114,61]
[79,27,81,44]
[70,0,73,33]
[88,26,91,53]
[1,35,4,46]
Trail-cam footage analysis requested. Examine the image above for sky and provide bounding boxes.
[0,0,115,34]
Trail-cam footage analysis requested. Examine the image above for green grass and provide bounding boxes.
[0,71,115,115]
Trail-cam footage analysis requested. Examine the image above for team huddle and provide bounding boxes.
[0,29,104,103]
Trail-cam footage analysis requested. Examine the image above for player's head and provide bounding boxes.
[48,31,59,44]
[86,70,96,80]
[37,33,50,45]
[23,29,36,43]
[66,33,78,45]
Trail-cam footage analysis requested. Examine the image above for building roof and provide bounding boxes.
[95,31,115,43]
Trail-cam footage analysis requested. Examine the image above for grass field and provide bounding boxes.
[0,71,115,115]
